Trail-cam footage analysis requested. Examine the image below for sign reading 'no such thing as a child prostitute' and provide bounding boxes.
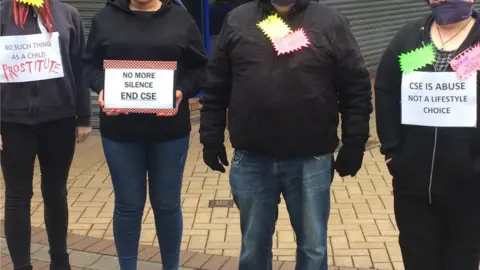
[103,60,177,114]
[401,71,477,127]
[0,32,64,83]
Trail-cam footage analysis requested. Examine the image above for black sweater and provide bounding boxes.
[83,0,207,142]
[375,14,480,201]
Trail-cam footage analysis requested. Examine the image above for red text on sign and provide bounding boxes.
[2,57,61,81]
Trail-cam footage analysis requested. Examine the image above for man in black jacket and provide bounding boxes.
[200,0,372,269]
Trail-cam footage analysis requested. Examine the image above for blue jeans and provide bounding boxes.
[102,136,189,270]
[230,150,332,270]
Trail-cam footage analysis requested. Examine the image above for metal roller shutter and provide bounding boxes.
[63,0,106,128]
[324,0,430,72]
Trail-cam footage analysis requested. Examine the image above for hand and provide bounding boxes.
[334,145,365,177]
[76,126,92,143]
[0,135,3,151]
[98,90,125,116]
[203,143,229,173]
[157,90,183,117]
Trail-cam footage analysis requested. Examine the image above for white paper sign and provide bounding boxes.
[104,69,174,109]
[0,32,64,83]
[401,71,477,127]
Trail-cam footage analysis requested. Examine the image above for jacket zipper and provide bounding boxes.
[419,18,479,204]
[418,31,437,203]
[428,128,438,204]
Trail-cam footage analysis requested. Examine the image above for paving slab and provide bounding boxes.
[0,112,399,269]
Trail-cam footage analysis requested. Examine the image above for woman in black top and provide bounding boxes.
[83,0,207,269]
[375,0,480,269]
[1,0,91,269]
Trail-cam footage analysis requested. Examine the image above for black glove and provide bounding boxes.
[334,145,365,177]
[203,143,229,173]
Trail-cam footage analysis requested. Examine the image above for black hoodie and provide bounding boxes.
[200,0,372,157]
[375,14,480,202]
[0,0,91,126]
[83,0,207,142]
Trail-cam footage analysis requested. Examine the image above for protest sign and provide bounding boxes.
[401,71,477,127]
[0,32,63,83]
[103,60,176,114]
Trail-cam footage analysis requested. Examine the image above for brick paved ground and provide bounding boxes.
[0,234,374,270]
[0,112,405,269]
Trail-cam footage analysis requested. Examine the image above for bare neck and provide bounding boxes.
[129,0,161,11]
[431,17,475,51]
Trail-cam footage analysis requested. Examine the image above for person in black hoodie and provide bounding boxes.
[200,0,372,269]
[82,0,206,269]
[375,0,480,269]
[0,0,91,269]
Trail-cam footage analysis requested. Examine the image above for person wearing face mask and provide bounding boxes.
[375,0,480,269]
[200,0,372,269]
[82,0,207,269]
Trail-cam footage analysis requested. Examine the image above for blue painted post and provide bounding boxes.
[202,0,211,55]
[194,0,211,98]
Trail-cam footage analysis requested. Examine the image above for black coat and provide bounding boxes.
[200,0,372,157]
[375,14,480,202]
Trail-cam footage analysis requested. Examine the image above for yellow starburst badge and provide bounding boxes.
[257,14,291,41]
[16,0,44,8]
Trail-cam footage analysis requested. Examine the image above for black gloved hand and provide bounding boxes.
[334,145,365,177]
[203,143,229,173]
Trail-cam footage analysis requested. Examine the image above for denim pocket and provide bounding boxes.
[232,150,246,165]
[309,153,333,174]
[312,154,332,162]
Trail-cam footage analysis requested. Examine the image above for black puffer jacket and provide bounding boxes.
[375,14,480,202]
[200,0,372,157]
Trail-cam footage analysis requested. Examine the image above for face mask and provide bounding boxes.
[431,0,473,25]
[270,0,297,6]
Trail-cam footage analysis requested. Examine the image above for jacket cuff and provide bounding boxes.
[177,83,192,100]
[200,132,225,146]
[93,76,105,94]
[76,116,91,127]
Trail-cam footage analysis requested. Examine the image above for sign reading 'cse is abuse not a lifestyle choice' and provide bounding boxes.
[401,71,477,127]
[103,60,177,114]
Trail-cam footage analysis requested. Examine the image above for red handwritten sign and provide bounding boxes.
[2,57,61,82]
[0,32,64,83]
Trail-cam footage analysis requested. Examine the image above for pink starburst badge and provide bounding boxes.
[450,43,480,80]
[272,28,310,55]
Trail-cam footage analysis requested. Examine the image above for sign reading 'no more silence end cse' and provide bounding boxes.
[401,71,477,127]
[103,60,177,114]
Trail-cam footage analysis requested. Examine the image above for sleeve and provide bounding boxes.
[82,16,105,95]
[332,15,373,150]
[71,9,91,127]
[177,20,208,99]
[199,18,233,146]
[374,32,404,158]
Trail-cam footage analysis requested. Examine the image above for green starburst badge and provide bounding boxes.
[398,43,436,74]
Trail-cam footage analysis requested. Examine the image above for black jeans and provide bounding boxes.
[1,118,76,270]
[394,194,480,270]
